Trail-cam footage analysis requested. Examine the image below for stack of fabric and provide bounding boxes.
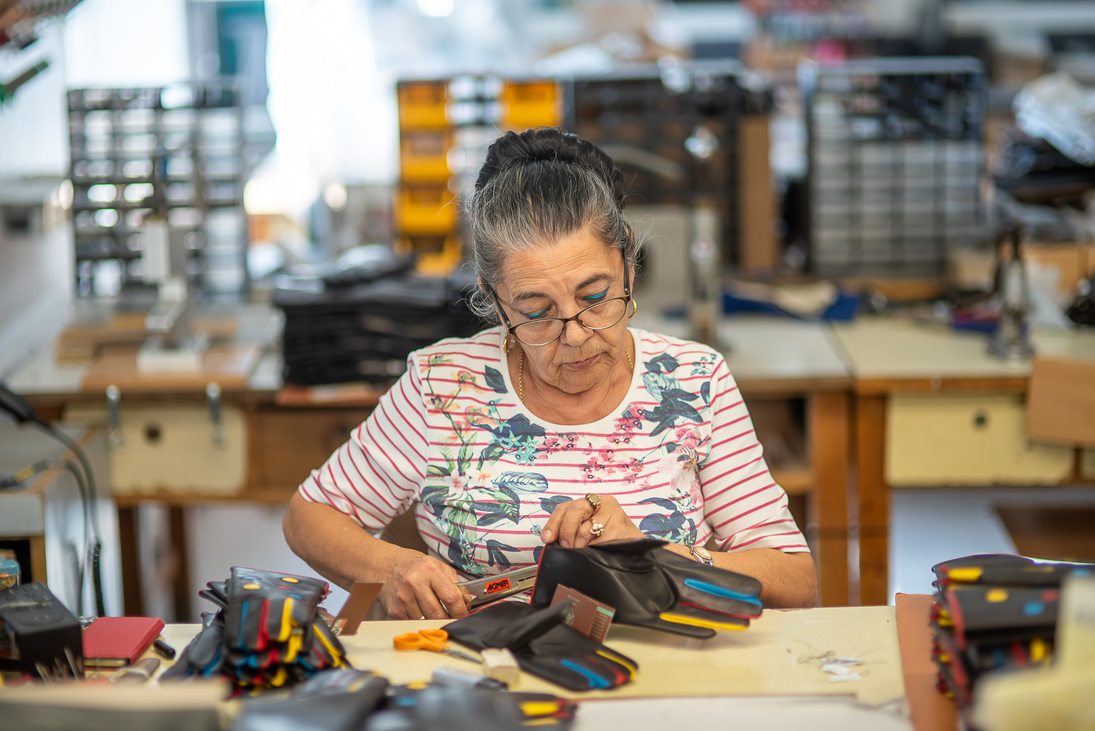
[929,554,1095,727]
[273,256,483,387]
[161,567,350,691]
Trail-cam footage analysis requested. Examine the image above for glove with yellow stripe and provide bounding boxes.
[531,539,763,639]
[445,601,637,692]
[187,567,350,690]
[224,567,327,652]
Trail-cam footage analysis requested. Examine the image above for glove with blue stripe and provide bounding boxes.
[531,538,763,639]
[224,567,328,653]
[159,610,225,682]
[444,600,637,692]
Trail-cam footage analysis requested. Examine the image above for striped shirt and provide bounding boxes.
[299,326,808,577]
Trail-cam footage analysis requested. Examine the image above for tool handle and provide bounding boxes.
[393,631,445,652]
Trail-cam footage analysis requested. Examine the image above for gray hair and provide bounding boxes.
[465,142,638,323]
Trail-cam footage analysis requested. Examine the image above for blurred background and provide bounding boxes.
[2,0,1095,622]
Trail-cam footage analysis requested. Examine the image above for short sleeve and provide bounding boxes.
[698,358,810,553]
[297,362,429,532]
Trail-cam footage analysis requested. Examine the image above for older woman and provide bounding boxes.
[283,128,816,620]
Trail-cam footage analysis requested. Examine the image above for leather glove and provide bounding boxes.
[198,580,228,608]
[365,684,572,731]
[190,567,350,689]
[444,601,637,692]
[224,616,350,688]
[159,611,225,682]
[235,671,389,731]
[224,567,328,652]
[531,539,763,639]
[932,554,1095,589]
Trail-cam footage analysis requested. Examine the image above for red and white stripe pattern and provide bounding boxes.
[299,327,808,575]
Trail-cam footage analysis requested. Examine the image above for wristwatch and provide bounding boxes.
[689,544,714,566]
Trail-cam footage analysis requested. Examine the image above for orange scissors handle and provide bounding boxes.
[393,628,449,652]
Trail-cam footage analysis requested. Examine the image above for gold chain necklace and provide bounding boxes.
[517,344,634,403]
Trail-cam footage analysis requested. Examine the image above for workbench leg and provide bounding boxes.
[808,391,851,606]
[855,395,889,606]
[118,506,144,616]
[169,507,191,623]
[28,535,47,585]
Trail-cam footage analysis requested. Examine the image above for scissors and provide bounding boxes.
[393,629,480,664]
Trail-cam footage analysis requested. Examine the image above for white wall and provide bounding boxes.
[184,504,349,622]
[63,0,190,87]
[0,224,73,378]
[0,21,68,182]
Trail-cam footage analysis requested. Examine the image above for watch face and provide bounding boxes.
[693,546,712,562]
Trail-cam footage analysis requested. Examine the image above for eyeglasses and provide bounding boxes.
[489,265,634,347]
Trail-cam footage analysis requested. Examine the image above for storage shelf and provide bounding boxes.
[68,82,249,297]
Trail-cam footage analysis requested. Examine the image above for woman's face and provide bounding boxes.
[494,225,632,397]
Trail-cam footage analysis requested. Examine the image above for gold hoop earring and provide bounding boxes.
[503,334,513,353]
[629,299,638,319]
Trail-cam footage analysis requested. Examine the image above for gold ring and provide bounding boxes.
[590,520,605,536]
[585,493,601,515]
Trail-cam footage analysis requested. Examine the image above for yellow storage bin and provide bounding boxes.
[501,81,560,130]
[397,235,464,275]
[397,186,458,235]
[398,82,448,130]
[400,130,451,183]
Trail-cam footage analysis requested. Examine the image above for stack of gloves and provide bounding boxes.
[233,668,578,731]
[444,601,638,692]
[929,553,1095,726]
[444,538,764,692]
[162,567,349,690]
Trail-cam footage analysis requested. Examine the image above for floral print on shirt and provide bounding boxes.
[417,346,715,576]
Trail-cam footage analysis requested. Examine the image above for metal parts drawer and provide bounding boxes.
[67,403,246,496]
[885,394,1073,487]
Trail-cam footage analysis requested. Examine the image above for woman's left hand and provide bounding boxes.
[540,494,645,549]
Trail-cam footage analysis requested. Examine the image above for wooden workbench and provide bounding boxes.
[832,317,1095,606]
[4,601,964,731]
[10,312,857,612]
[157,604,907,706]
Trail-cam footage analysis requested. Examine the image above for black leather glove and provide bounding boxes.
[184,567,350,689]
[198,580,228,608]
[235,671,390,731]
[531,539,763,639]
[224,567,328,652]
[932,554,1095,589]
[159,611,225,682]
[365,684,575,731]
[444,601,637,692]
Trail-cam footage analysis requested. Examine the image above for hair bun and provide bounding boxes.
[476,128,625,210]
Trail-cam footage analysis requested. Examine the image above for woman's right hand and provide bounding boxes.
[379,549,472,619]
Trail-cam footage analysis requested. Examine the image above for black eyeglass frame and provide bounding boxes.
[488,257,633,347]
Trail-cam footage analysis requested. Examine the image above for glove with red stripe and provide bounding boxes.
[444,601,637,692]
[531,539,763,639]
